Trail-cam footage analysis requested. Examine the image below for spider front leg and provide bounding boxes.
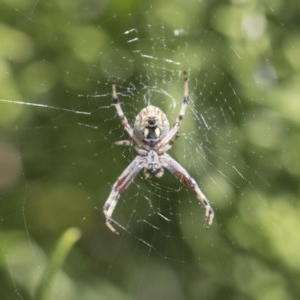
[157,71,189,148]
[161,154,214,229]
[112,80,143,147]
[103,156,145,235]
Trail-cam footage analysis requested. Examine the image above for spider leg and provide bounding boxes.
[157,72,189,148]
[168,131,180,146]
[114,140,133,146]
[161,154,214,229]
[103,156,145,234]
[112,80,143,146]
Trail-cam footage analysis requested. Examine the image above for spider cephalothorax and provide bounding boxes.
[103,73,214,235]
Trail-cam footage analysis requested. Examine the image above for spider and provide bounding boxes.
[103,72,214,235]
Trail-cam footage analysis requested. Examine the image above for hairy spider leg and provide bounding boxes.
[157,72,189,148]
[103,156,145,234]
[161,153,214,229]
[112,80,143,147]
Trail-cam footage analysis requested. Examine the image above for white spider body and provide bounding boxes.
[103,74,214,235]
[134,105,169,178]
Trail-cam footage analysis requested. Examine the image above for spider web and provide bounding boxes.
[87,17,254,259]
[1,1,297,300]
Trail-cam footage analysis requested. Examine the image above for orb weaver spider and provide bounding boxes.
[103,72,214,235]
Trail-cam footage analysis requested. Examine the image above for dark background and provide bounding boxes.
[0,1,300,299]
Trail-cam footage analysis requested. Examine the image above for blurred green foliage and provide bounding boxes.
[0,0,300,299]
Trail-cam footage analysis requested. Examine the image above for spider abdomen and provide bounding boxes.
[133,105,169,144]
